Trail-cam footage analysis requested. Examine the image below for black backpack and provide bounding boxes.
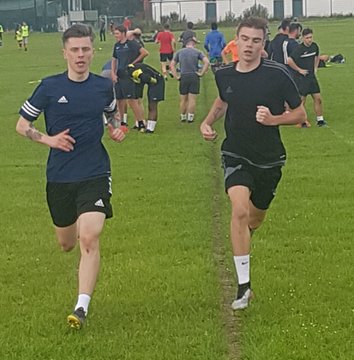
[330,54,345,63]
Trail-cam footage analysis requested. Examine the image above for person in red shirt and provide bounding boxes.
[123,17,131,30]
[155,24,176,80]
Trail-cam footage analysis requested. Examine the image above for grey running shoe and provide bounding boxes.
[231,288,252,310]
[67,307,86,329]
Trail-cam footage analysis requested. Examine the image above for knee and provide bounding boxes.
[231,202,249,224]
[79,233,99,254]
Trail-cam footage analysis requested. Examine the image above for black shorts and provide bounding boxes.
[114,77,138,100]
[160,53,174,62]
[135,83,145,99]
[147,75,165,102]
[294,73,320,96]
[179,73,200,95]
[135,75,165,102]
[222,155,282,210]
[46,176,113,227]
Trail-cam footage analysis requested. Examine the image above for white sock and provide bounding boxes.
[187,113,194,122]
[317,116,324,121]
[75,294,91,315]
[180,113,187,121]
[233,255,250,285]
[147,120,156,131]
[123,113,128,123]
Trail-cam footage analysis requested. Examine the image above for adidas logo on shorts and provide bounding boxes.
[94,199,105,207]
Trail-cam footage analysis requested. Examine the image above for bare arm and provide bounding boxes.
[197,56,210,77]
[314,55,320,73]
[169,59,179,80]
[256,104,306,126]
[16,116,75,152]
[111,57,118,82]
[221,48,229,64]
[132,47,149,64]
[200,96,228,141]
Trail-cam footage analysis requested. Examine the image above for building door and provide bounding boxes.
[273,0,284,19]
[292,0,303,17]
[205,2,216,22]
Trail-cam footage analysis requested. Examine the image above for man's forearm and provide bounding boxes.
[16,118,49,146]
[204,97,227,125]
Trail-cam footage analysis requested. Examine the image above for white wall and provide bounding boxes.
[151,0,354,23]
[306,0,354,17]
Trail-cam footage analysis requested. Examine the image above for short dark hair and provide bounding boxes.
[289,23,300,33]
[187,21,194,30]
[302,28,313,36]
[62,24,95,45]
[164,23,170,30]
[211,22,217,30]
[114,25,126,34]
[280,18,291,31]
[236,17,268,39]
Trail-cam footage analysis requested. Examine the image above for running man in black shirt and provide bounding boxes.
[288,28,327,127]
[200,17,306,310]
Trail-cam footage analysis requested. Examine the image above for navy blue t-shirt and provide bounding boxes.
[19,72,116,183]
[112,40,142,77]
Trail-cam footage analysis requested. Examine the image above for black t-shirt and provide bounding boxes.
[126,63,161,84]
[289,42,319,74]
[215,59,301,167]
[268,33,289,64]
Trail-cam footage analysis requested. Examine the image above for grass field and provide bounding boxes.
[0,18,353,360]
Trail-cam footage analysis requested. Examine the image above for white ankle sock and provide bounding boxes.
[233,255,250,285]
[147,120,156,131]
[187,113,194,122]
[75,294,91,315]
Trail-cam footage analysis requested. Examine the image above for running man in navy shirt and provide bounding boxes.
[16,24,126,329]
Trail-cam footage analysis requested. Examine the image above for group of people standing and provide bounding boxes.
[106,21,212,133]
[267,18,326,127]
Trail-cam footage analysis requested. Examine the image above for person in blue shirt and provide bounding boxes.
[203,22,226,72]
[16,24,126,330]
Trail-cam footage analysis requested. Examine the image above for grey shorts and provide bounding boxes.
[179,73,200,95]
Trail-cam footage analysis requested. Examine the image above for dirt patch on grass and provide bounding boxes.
[210,146,241,360]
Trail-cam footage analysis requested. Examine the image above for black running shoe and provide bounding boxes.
[138,121,146,132]
[67,307,86,329]
[317,120,327,127]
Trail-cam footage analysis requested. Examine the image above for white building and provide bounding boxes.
[150,0,354,23]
